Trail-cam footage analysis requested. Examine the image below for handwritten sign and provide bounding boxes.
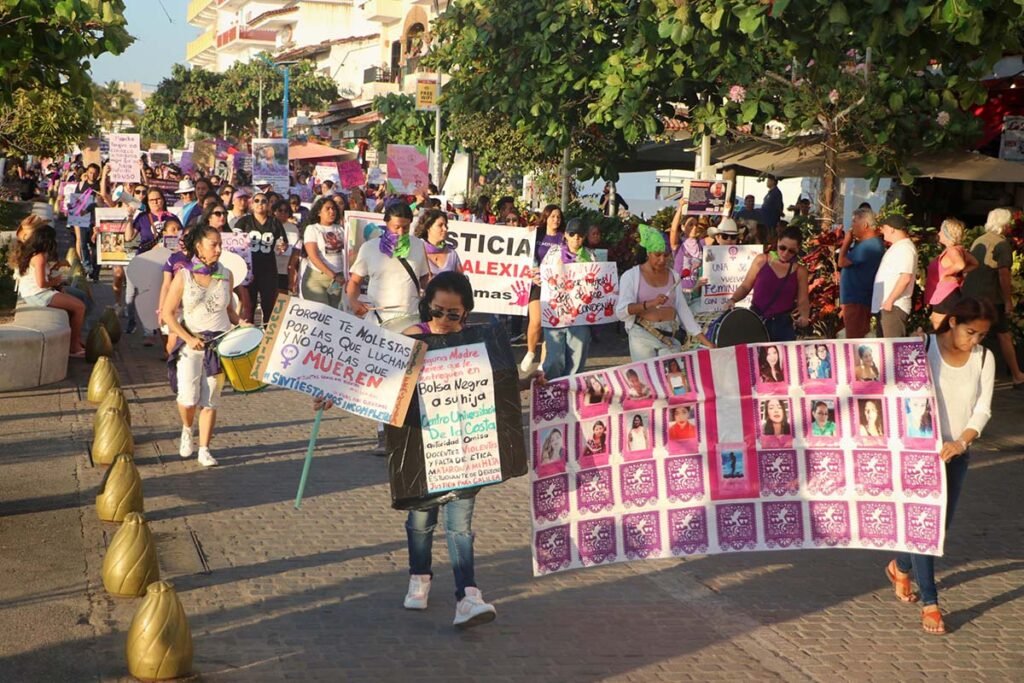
[697,244,761,313]
[253,295,426,426]
[108,134,141,184]
[386,144,429,194]
[540,261,619,328]
[95,208,132,265]
[418,343,503,493]
[220,231,254,286]
[338,160,366,189]
[314,162,340,186]
[446,220,535,316]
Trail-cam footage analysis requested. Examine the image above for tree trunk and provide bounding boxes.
[820,132,837,230]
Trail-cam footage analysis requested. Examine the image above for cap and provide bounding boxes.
[452,194,466,207]
[882,215,909,232]
[232,189,251,200]
[565,218,586,236]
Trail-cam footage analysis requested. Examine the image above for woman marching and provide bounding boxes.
[300,197,347,308]
[885,297,995,635]
[538,218,597,378]
[617,224,712,361]
[727,225,810,341]
[162,225,246,468]
[520,204,565,373]
[415,209,463,278]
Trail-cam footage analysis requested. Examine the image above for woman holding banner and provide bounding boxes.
[520,204,565,374]
[301,197,347,308]
[617,224,713,361]
[414,209,463,278]
[885,297,995,635]
[162,225,245,468]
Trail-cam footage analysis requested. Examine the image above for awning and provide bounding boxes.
[712,136,1024,183]
[288,141,356,161]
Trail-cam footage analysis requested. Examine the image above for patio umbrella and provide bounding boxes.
[288,141,356,162]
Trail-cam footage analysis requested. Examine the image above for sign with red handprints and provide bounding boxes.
[540,261,619,328]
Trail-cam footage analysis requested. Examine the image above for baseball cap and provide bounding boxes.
[565,218,587,236]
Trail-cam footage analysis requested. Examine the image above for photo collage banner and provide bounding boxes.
[529,338,947,575]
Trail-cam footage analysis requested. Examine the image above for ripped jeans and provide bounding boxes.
[406,496,477,600]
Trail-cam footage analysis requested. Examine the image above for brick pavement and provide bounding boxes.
[1,279,1023,682]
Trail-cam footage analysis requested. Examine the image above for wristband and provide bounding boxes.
[956,439,968,453]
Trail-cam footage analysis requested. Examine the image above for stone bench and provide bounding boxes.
[0,306,71,391]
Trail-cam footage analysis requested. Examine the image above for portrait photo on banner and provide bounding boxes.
[663,404,700,455]
[802,398,842,443]
[616,364,656,409]
[620,411,654,460]
[576,372,613,418]
[798,341,837,392]
[656,355,697,402]
[535,423,568,478]
[853,396,889,444]
[757,397,795,449]
[848,341,886,391]
[753,343,790,389]
[577,417,611,468]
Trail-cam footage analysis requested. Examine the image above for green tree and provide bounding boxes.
[0,0,133,107]
[93,80,138,133]
[431,0,1024,225]
[368,93,460,183]
[0,89,95,157]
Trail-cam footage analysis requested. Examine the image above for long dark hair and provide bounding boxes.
[304,197,339,231]
[198,202,226,229]
[183,224,220,259]
[418,271,475,322]
[761,399,791,435]
[937,296,997,333]
[414,209,447,240]
[537,204,564,234]
[17,224,57,275]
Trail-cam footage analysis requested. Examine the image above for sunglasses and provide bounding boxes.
[252,198,267,204]
[133,190,145,196]
[719,233,738,240]
[211,210,226,217]
[777,245,798,254]
[428,308,463,321]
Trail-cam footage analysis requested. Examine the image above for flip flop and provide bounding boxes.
[69,350,86,359]
[885,560,919,603]
[922,606,947,635]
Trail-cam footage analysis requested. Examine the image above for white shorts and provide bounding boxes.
[176,346,225,409]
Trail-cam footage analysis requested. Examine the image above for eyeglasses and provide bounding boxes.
[428,308,463,321]
[777,245,798,254]
[211,211,226,217]
[220,191,232,196]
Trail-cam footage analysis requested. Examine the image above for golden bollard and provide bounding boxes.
[87,356,121,404]
[126,581,193,681]
[92,412,133,466]
[96,454,144,522]
[102,512,159,597]
[85,324,114,363]
[94,388,132,429]
[66,246,82,269]
[99,306,122,344]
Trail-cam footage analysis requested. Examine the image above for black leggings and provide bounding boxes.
[247,268,279,324]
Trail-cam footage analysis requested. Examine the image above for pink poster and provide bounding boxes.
[338,160,366,189]
[529,339,948,576]
[386,144,429,194]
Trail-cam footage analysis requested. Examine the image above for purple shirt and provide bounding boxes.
[535,232,564,266]
[162,251,191,275]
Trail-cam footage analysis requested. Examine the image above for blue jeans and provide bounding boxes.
[406,497,477,600]
[895,453,970,606]
[75,226,97,272]
[541,325,591,379]
[763,313,796,342]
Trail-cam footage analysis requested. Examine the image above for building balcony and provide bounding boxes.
[216,26,278,50]
[186,28,217,65]
[363,0,403,25]
[362,81,399,100]
[186,0,216,26]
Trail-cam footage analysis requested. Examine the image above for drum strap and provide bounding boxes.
[636,318,678,347]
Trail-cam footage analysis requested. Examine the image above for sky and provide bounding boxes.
[90,0,199,87]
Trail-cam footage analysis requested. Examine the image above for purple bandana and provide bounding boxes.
[190,257,224,278]
[423,240,446,254]
[378,231,411,259]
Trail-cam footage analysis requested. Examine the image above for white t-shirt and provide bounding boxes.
[303,222,347,272]
[350,236,428,319]
[871,237,917,314]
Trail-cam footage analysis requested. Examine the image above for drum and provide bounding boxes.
[706,308,769,348]
[216,327,266,393]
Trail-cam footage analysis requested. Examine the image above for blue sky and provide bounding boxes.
[90,0,199,87]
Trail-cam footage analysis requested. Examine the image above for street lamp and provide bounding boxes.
[258,54,298,139]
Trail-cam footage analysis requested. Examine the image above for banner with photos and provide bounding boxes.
[529,338,947,575]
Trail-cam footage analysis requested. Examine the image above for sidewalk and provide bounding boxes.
[1,278,1023,682]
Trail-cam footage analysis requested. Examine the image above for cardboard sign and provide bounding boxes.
[367,166,386,186]
[445,220,535,316]
[684,179,733,216]
[697,244,762,313]
[529,339,946,575]
[95,208,132,265]
[108,134,141,184]
[386,144,429,194]
[314,162,340,185]
[251,138,290,193]
[220,231,254,286]
[338,160,366,189]
[253,295,426,426]
[540,260,619,328]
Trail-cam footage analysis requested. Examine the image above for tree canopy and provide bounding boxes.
[0,88,95,157]
[0,0,133,107]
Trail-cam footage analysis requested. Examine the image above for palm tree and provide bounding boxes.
[93,81,138,133]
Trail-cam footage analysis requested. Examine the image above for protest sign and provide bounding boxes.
[251,139,289,193]
[220,231,254,286]
[95,208,132,265]
[148,177,179,206]
[338,160,366,189]
[683,179,733,216]
[148,148,170,165]
[383,325,528,509]
[540,260,619,328]
[66,191,95,228]
[697,244,761,314]
[193,139,215,171]
[446,220,535,316]
[232,152,252,173]
[367,167,386,186]
[253,295,426,426]
[529,338,946,575]
[163,235,180,253]
[108,134,141,183]
[345,210,385,279]
[386,144,429,194]
[314,162,340,186]
[178,151,195,176]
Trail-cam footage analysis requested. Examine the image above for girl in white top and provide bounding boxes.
[885,296,996,636]
[14,222,87,357]
[301,197,347,308]
[161,225,245,468]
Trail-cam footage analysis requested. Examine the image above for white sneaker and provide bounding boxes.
[403,574,431,610]
[453,587,496,629]
[179,428,194,458]
[197,448,218,467]
[518,351,536,374]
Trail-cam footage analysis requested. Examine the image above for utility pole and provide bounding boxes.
[257,73,264,138]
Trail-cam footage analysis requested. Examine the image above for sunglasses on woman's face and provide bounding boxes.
[429,308,463,321]
[133,190,145,196]
[777,244,797,254]
[719,234,737,240]
[252,198,267,204]
[211,210,226,217]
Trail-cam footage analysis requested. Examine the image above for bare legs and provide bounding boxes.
[49,292,85,353]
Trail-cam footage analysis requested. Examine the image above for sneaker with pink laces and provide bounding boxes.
[403,574,431,610]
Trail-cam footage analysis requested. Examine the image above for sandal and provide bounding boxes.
[69,349,86,359]
[885,560,919,603]
[922,605,947,635]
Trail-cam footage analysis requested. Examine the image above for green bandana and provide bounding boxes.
[638,223,669,254]
[577,247,592,263]
[393,234,411,259]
